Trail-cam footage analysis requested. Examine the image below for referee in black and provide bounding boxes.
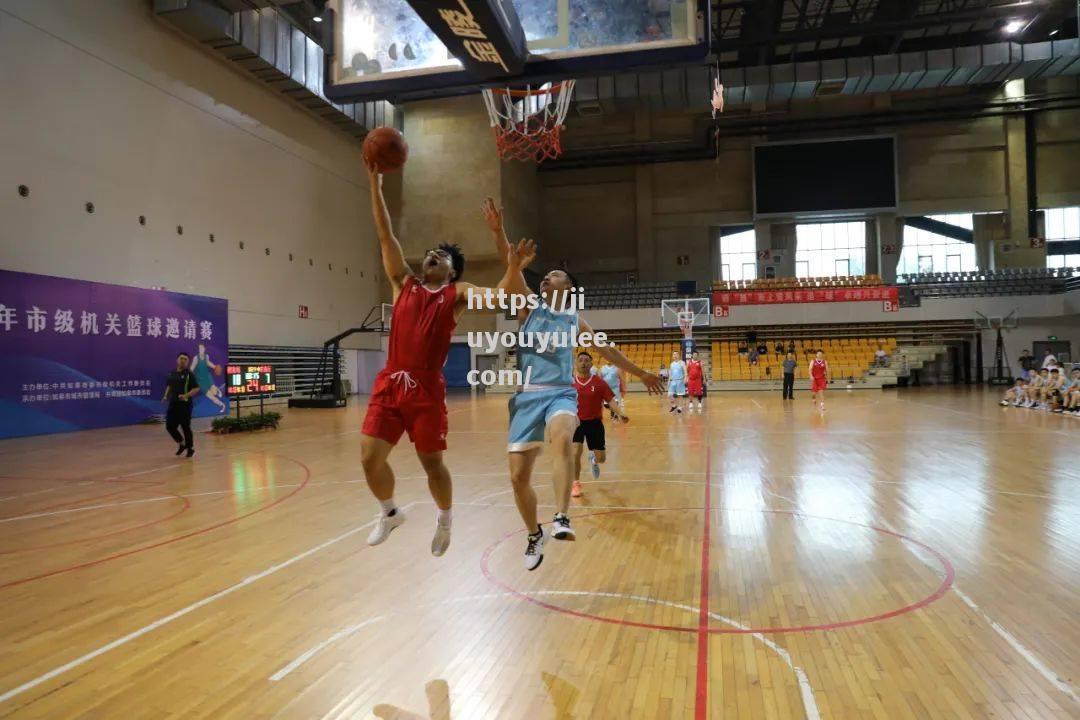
[782,352,797,400]
[162,352,201,457]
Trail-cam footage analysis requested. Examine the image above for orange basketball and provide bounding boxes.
[213,364,223,377]
[363,127,408,172]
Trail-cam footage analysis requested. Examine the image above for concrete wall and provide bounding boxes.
[0,0,383,349]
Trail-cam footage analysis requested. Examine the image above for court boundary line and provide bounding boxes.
[268,589,821,720]
[694,440,712,719]
[0,501,419,707]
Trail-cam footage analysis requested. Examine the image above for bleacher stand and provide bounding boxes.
[898,267,1077,298]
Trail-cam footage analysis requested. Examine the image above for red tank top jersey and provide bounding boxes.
[386,276,457,372]
[687,360,703,383]
[574,374,614,421]
[811,359,828,380]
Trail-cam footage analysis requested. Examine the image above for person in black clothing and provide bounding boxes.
[782,352,797,400]
[774,341,785,359]
[1018,349,1035,380]
[162,352,201,457]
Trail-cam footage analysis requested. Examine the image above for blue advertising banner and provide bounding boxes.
[0,269,229,439]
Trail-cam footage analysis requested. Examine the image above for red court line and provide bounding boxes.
[0,494,192,555]
[481,507,956,635]
[0,454,312,591]
[694,447,712,720]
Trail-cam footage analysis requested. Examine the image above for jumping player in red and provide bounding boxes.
[571,351,628,498]
[810,350,829,412]
[686,350,705,413]
[362,162,535,556]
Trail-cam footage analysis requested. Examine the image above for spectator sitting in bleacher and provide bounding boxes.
[756,341,768,358]
[1018,349,1035,380]
[1025,368,1045,408]
[874,346,889,367]
[1064,369,1080,414]
[1041,368,1065,410]
[1041,349,1059,370]
[774,341,784,359]
[787,339,796,354]
[737,341,748,356]
[1000,378,1027,407]
[748,347,759,366]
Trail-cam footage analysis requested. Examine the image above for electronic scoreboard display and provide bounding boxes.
[226,364,276,396]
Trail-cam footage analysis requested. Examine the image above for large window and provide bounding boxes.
[719,229,758,282]
[1045,206,1080,269]
[898,213,976,275]
[795,221,866,278]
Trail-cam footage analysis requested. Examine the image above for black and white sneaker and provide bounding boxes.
[551,513,576,541]
[175,443,185,456]
[524,528,545,571]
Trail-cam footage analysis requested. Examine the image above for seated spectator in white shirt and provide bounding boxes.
[1041,349,1058,369]
[874,346,889,366]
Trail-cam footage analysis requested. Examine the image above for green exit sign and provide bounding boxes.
[1048,335,1058,341]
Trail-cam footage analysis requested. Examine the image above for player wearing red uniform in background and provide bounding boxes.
[810,350,829,412]
[571,351,628,498]
[686,350,705,413]
[362,162,536,557]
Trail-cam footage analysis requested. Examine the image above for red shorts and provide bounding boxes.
[362,369,448,453]
[687,378,704,397]
[811,377,828,393]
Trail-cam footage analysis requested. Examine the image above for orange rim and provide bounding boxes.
[487,81,571,98]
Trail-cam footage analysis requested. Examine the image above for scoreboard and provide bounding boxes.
[226,364,276,396]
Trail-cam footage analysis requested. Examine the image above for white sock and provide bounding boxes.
[379,498,397,516]
[437,508,452,525]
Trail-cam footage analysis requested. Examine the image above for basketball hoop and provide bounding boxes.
[482,81,575,163]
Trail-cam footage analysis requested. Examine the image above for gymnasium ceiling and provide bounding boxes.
[715,0,1078,67]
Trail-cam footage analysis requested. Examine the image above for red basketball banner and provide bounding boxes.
[712,286,899,306]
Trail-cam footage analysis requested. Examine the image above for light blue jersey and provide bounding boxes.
[600,365,621,398]
[508,304,580,452]
[669,360,686,382]
[517,304,578,387]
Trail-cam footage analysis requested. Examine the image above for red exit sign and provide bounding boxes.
[298,305,309,319]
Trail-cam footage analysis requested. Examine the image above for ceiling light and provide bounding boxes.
[313,15,323,22]
[1003,19,1024,34]
[1049,29,1059,36]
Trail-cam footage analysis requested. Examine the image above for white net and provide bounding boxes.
[482,81,576,163]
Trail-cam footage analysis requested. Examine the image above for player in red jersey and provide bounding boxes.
[810,350,829,412]
[570,351,628,498]
[362,163,536,556]
[686,350,705,413]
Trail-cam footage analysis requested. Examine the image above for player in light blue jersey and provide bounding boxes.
[668,350,688,414]
[507,269,662,570]
[599,362,625,419]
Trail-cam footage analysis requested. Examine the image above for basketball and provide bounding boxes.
[213,364,223,377]
[363,127,408,172]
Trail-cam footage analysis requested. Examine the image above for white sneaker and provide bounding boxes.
[524,528,545,571]
[552,513,576,541]
[588,451,600,479]
[367,509,406,546]
[431,516,451,557]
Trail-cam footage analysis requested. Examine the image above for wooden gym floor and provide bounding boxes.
[0,388,1077,719]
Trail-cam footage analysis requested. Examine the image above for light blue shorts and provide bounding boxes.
[508,387,578,452]
[668,379,687,397]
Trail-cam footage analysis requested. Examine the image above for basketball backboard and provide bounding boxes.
[661,298,710,329]
[323,0,709,103]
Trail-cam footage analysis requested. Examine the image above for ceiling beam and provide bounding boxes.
[715,0,1049,51]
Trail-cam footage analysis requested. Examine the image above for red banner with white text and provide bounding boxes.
[712,287,899,306]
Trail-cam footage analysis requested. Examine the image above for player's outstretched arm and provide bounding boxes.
[367,162,411,297]
[455,239,536,315]
[482,197,511,265]
[581,317,663,395]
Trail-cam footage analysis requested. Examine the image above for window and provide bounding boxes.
[1044,206,1080,270]
[795,221,866,278]
[898,213,976,275]
[719,229,757,282]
